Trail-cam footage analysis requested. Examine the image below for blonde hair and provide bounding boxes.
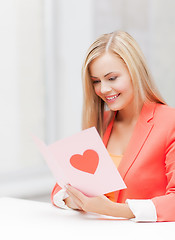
[82,31,166,137]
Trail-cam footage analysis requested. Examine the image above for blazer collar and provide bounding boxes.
[103,101,157,179]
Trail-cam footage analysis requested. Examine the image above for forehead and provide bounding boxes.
[89,52,127,76]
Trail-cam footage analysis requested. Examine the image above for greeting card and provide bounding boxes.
[33,127,126,197]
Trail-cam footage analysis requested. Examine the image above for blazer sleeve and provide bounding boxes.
[51,183,62,206]
[151,123,175,222]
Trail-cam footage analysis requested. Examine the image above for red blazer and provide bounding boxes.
[51,102,175,222]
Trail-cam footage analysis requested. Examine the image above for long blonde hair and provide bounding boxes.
[82,31,166,137]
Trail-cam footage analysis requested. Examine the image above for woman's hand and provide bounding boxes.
[65,184,114,216]
[65,185,135,219]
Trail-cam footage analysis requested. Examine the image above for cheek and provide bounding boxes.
[94,86,101,96]
[118,79,133,92]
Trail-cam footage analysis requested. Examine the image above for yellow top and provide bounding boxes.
[108,152,123,168]
[105,152,123,202]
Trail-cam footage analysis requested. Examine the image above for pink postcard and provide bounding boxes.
[33,127,126,197]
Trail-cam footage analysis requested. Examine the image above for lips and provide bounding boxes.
[105,93,120,103]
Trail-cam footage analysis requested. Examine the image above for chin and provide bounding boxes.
[108,105,120,112]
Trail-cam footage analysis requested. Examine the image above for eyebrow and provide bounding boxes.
[90,72,115,79]
[104,72,113,77]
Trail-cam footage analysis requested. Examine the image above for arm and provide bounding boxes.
[151,124,175,222]
[104,191,157,222]
[126,121,175,222]
[52,184,155,221]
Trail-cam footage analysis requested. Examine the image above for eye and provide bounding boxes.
[92,80,101,84]
[109,76,117,81]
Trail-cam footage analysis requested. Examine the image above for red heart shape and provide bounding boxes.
[70,149,99,174]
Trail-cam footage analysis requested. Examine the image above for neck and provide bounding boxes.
[116,101,144,125]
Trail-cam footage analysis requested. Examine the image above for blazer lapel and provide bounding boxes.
[118,102,156,180]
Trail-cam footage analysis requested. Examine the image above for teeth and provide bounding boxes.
[106,94,119,100]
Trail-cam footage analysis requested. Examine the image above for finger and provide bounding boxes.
[65,196,82,210]
[66,184,86,201]
[66,188,83,208]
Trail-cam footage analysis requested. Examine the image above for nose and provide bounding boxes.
[100,81,111,94]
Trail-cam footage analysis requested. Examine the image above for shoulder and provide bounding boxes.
[155,103,175,117]
[154,103,175,127]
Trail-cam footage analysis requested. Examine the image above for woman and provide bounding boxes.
[51,31,175,222]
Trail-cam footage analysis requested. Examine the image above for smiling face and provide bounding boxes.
[89,52,135,112]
